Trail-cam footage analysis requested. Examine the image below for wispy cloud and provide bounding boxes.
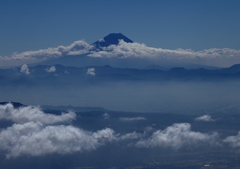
[103,112,110,119]
[120,117,146,122]
[195,115,215,122]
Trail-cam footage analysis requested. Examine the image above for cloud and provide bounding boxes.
[223,132,240,148]
[119,131,143,141]
[136,123,219,150]
[86,68,95,76]
[45,66,56,73]
[1,39,240,67]
[89,40,240,60]
[0,40,92,63]
[195,115,215,122]
[0,103,117,158]
[0,122,116,158]
[0,103,229,159]
[20,64,30,75]
[120,117,146,122]
[103,112,110,119]
[0,103,76,124]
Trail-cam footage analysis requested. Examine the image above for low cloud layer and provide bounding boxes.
[1,39,240,67]
[1,103,240,158]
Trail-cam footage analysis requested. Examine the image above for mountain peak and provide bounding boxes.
[92,33,133,49]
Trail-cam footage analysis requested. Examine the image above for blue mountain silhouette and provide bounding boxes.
[92,33,133,49]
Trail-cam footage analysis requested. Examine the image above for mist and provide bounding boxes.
[1,80,239,114]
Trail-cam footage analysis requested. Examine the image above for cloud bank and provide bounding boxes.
[1,103,240,158]
[1,39,240,67]
[89,40,240,61]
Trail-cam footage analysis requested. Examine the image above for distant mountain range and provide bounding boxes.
[1,64,240,86]
[1,33,240,85]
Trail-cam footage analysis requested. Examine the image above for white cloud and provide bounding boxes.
[136,123,219,150]
[0,103,228,159]
[195,115,215,122]
[223,132,240,148]
[89,40,240,60]
[0,40,92,62]
[103,112,110,119]
[1,39,240,67]
[0,122,116,158]
[45,66,56,73]
[86,68,95,76]
[120,117,146,122]
[0,103,76,124]
[20,64,30,75]
[0,103,117,158]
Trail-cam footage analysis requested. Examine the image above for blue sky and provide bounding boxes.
[1,0,240,56]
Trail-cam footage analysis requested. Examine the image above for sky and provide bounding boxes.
[0,0,240,67]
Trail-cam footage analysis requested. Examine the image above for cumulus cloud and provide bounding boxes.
[195,115,215,122]
[20,64,30,75]
[45,66,56,73]
[136,123,219,150]
[0,103,75,124]
[86,68,95,76]
[120,117,146,122]
[0,122,116,158]
[223,132,240,148]
[0,104,224,159]
[0,103,117,158]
